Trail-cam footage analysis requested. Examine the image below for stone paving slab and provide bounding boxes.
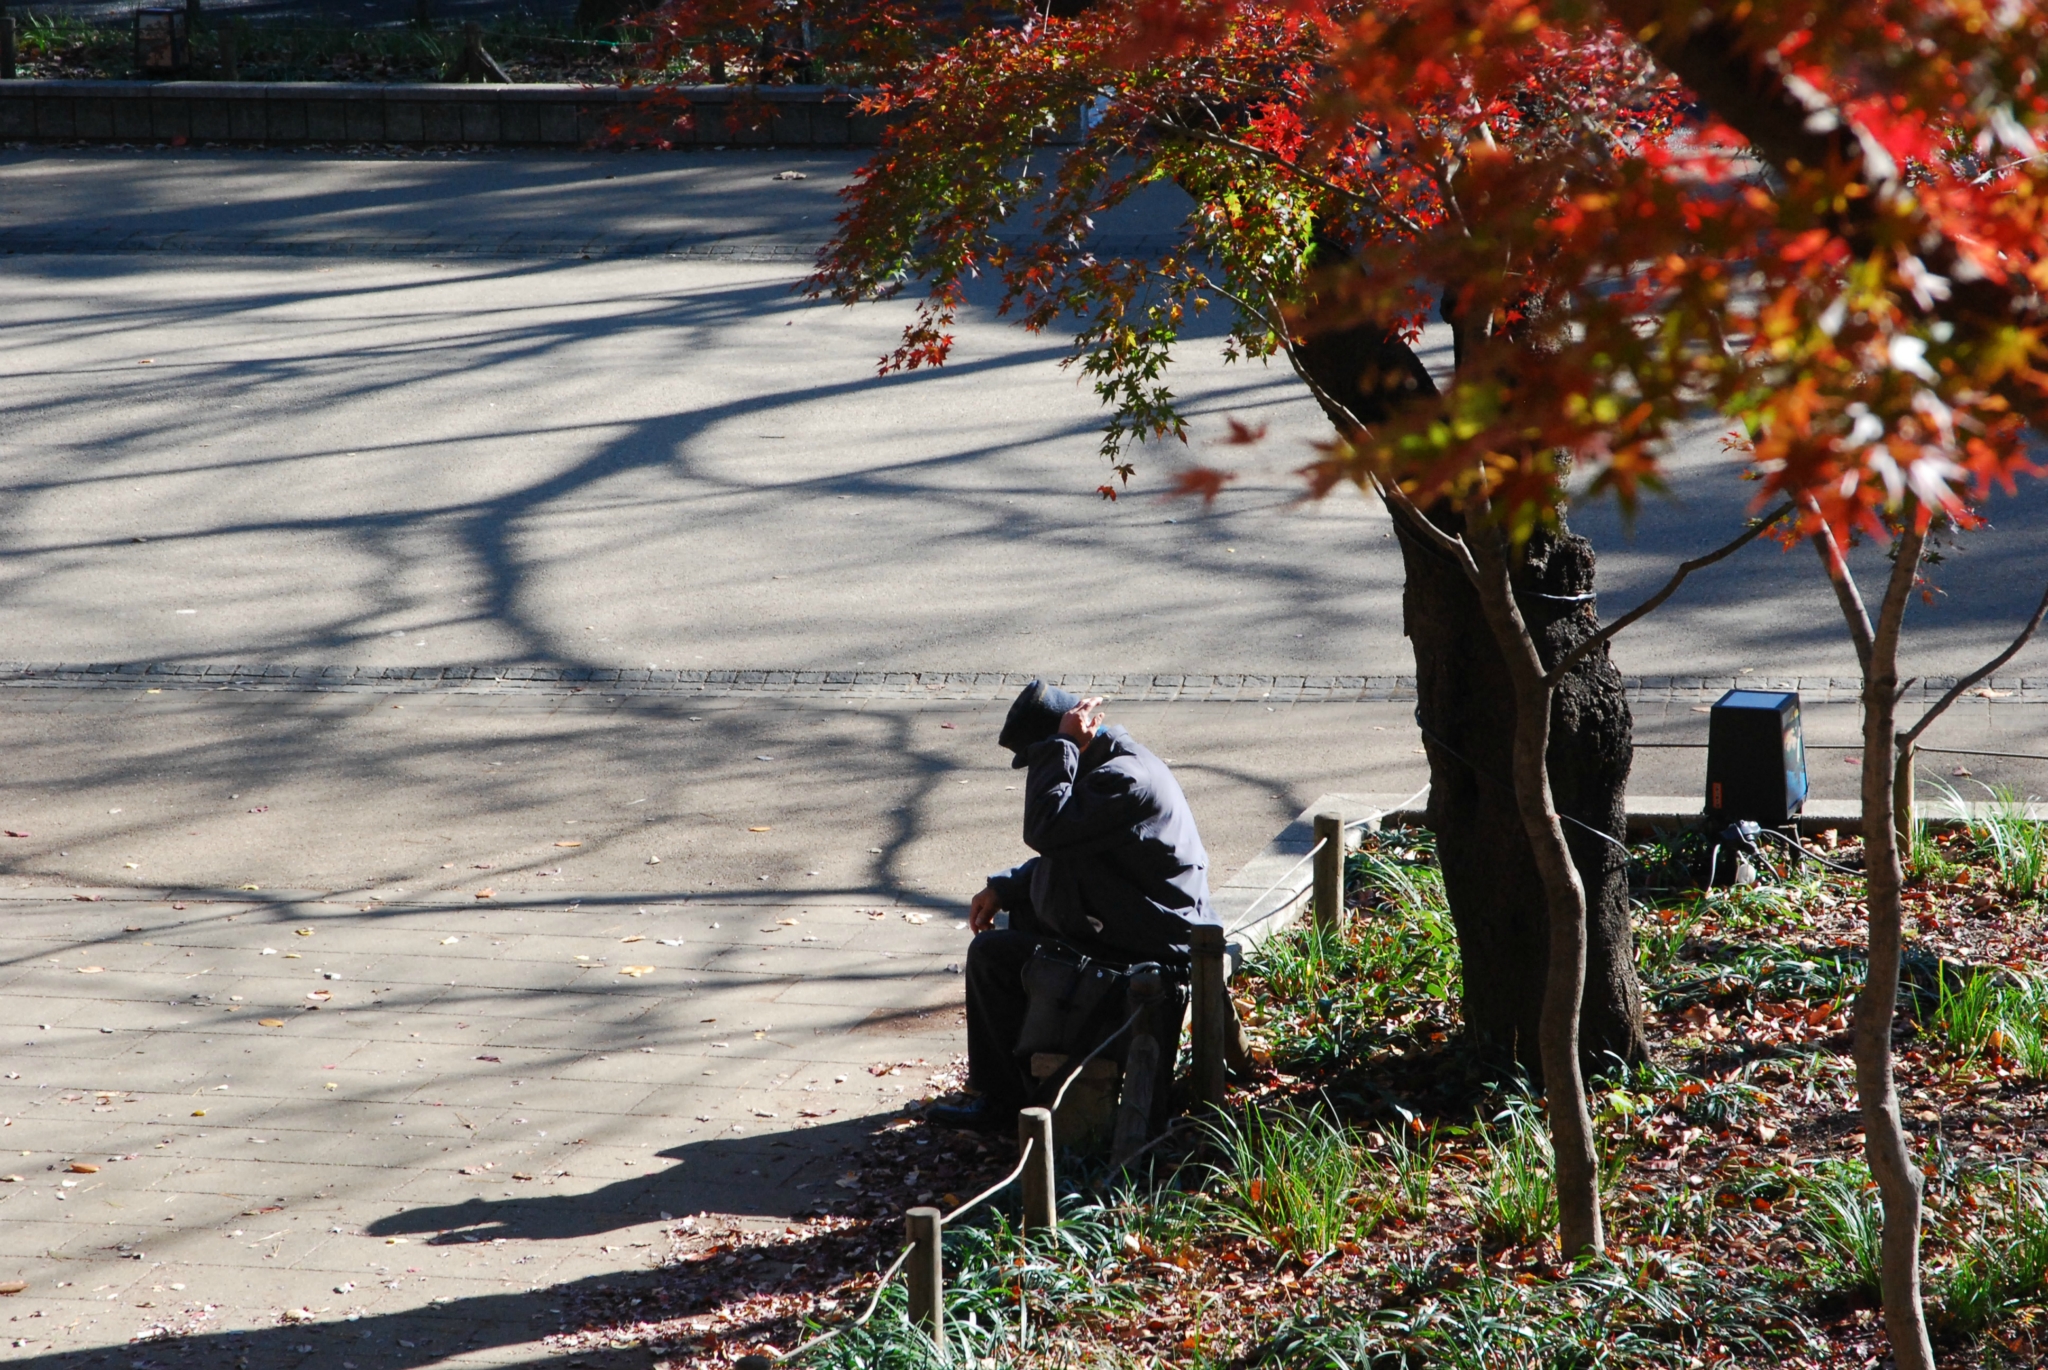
[0,891,961,1367]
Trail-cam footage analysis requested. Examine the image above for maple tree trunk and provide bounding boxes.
[1463,524,1605,1257]
[1294,327,1646,1082]
[1815,526,1935,1370]
[1396,508,1645,1077]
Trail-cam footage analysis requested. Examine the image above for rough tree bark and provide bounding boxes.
[1464,521,1605,1257]
[1293,320,1647,1079]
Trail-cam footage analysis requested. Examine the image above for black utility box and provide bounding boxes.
[1706,689,1809,827]
[134,8,190,75]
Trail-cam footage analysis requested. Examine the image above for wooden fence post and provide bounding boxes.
[2,14,16,80]
[906,1205,943,1347]
[1111,964,1165,1168]
[1018,1106,1056,1235]
[1190,923,1227,1110]
[1313,811,1344,933]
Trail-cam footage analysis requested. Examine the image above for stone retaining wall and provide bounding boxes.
[0,80,892,146]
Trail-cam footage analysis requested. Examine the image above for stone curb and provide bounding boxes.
[0,660,2042,705]
[1217,789,2047,967]
[0,80,896,148]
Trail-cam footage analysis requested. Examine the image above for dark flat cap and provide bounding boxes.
[998,679,1079,767]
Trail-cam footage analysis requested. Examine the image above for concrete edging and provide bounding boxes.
[0,80,894,147]
[1213,788,2048,970]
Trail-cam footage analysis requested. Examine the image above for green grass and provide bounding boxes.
[1929,778,2048,901]
[1265,1251,1810,1369]
[1932,971,2048,1076]
[801,1199,1150,1368]
[1977,784,2048,900]
[1203,1103,1382,1258]
[1473,1099,1557,1247]
[1797,1161,1883,1299]
[1937,1169,2048,1337]
[1241,834,1463,1076]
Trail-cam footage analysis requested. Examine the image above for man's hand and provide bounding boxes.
[968,885,1003,933]
[1058,695,1106,745]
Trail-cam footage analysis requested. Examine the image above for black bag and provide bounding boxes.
[1014,944,1128,1060]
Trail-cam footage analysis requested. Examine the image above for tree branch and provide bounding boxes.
[1149,114,1430,238]
[1901,578,2048,746]
[1870,502,1925,687]
[1810,515,1876,675]
[1542,502,1793,688]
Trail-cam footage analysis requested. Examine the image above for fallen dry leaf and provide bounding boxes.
[748,826,772,832]
[555,840,582,848]
[620,935,645,943]
[78,966,105,974]
[295,928,313,937]
[68,1163,99,1174]
[619,965,656,977]
[475,889,496,900]
[512,1172,536,1181]
[0,1280,25,1295]
[258,1018,285,1028]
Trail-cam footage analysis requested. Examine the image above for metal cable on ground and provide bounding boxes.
[1752,825,1863,875]
[1049,1007,1144,1113]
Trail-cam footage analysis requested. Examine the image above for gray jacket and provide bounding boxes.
[986,724,1215,965]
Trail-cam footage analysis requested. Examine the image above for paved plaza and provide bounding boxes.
[7,147,2048,1367]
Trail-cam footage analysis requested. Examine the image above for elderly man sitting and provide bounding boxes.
[928,680,1217,1132]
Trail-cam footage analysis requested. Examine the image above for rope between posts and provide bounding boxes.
[758,986,1166,1361]
[1221,796,1424,940]
[1048,1007,1145,1113]
[1223,837,1326,938]
[770,1240,915,1363]
[941,1135,1034,1227]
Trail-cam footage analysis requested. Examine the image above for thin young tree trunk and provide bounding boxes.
[1466,523,1603,1259]
[1812,520,1934,1370]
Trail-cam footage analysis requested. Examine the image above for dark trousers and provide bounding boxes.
[963,923,1053,1115]
[963,913,1187,1120]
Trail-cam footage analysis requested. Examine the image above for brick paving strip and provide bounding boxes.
[7,660,2040,706]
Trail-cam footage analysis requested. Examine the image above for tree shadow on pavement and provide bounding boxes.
[364,1113,887,1242]
[6,1110,1019,1370]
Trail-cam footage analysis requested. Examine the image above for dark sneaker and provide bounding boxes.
[925,1096,1010,1133]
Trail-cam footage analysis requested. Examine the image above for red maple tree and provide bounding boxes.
[637,0,2048,1358]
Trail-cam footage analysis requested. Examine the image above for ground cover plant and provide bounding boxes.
[2,5,949,84]
[519,827,2048,1366]
[7,12,630,84]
